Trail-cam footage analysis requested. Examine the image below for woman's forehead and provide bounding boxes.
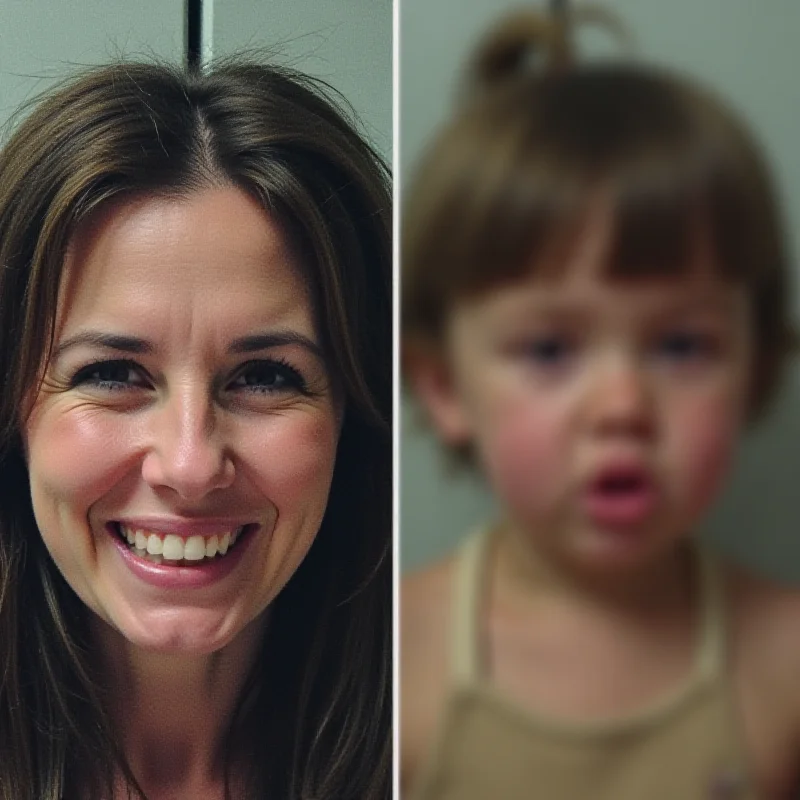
[55,188,314,339]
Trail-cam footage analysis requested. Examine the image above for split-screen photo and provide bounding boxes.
[0,1,799,798]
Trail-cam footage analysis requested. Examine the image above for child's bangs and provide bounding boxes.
[401,115,587,338]
[443,119,761,292]
[403,66,784,347]
[602,138,758,283]
[413,126,589,297]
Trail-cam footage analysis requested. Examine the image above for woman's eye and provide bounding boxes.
[70,360,145,391]
[230,360,307,394]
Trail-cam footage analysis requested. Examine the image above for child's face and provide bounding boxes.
[420,213,753,573]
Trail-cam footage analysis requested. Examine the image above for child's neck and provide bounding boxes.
[494,521,694,617]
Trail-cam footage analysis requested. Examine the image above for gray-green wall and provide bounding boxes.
[213,0,392,162]
[0,0,184,135]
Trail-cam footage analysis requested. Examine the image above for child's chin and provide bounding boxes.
[565,526,676,573]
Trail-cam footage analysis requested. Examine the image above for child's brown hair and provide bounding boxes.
[402,7,796,427]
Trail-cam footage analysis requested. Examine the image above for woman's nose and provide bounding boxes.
[140,389,235,501]
[584,354,655,440]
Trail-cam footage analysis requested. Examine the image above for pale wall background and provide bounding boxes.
[400,0,800,580]
[0,0,184,131]
[0,1,392,162]
[213,0,392,162]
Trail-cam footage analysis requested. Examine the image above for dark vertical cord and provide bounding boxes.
[186,0,203,71]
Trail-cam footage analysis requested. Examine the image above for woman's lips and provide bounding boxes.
[106,521,259,589]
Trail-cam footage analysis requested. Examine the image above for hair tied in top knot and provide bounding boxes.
[464,3,635,97]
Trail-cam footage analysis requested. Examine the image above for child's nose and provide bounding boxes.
[584,356,655,440]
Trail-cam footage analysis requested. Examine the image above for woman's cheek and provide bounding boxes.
[239,412,340,508]
[24,405,133,606]
[28,405,136,508]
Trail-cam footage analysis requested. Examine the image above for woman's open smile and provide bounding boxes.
[106,519,261,588]
[112,519,251,564]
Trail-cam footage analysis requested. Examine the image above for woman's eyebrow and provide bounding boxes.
[52,332,154,359]
[229,331,323,359]
[52,330,324,360]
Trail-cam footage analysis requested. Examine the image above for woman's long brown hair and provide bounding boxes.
[0,60,391,799]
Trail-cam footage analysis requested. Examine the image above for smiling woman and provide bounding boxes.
[0,61,390,800]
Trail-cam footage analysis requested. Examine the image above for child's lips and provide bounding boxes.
[582,464,658,527]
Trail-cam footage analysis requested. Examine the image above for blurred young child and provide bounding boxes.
[401,8,800,799]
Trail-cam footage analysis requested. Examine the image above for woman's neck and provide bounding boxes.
[91,610,268,798]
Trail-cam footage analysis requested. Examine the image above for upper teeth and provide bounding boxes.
[118,525,242,561]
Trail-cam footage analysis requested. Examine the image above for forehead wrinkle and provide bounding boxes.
[55,188,319,369]
[56,197,177,345]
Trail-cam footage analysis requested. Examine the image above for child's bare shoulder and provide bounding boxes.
[726,561,800,651]
[403,554,456,624]
[401,554,459,792]
[724,560,800,742]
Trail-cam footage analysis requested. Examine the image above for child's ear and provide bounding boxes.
[404,343,472,445]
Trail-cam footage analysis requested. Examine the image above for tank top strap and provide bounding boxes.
[694,543,728,681]
[450,527,492,685]
[448,532,728,686]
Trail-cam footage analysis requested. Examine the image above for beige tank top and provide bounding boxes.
[410,529,758,800]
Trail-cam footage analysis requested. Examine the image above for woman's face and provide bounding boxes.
[24,186,341,654]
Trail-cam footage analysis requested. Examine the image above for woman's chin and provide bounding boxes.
[94,606,260,657]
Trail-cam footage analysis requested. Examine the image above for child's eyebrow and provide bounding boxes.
[648,293,743,318]
[490,291,744,332]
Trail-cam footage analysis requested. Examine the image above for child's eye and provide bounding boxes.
[523,336,574,367]
[69,359,148,391]
[656,331,718,362]
[229,359,308,395]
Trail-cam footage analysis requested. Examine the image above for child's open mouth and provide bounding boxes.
[583,466,657,527]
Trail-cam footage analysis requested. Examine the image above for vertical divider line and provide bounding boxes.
[391,0,400,792]
[186,0,202,71]
[201,0,214,70]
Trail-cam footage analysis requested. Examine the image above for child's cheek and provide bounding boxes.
[474,398,566,519]
[669,396,742,516]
